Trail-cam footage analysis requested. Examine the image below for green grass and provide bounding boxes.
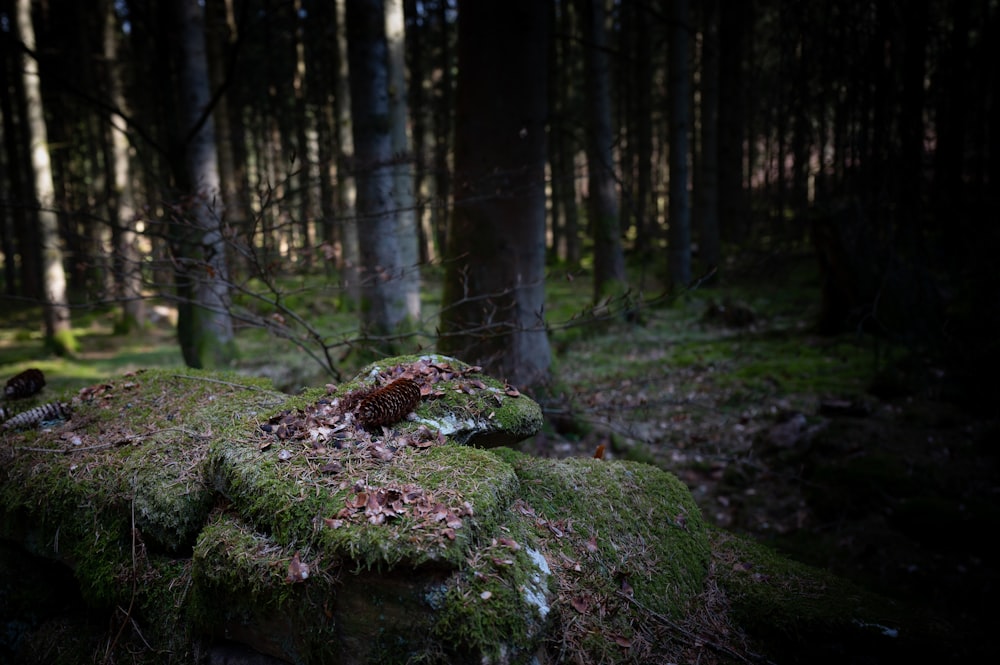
[1,257,879,412]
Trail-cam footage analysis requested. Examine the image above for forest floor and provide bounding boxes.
[1,254,996,659]
[529,255,999,660]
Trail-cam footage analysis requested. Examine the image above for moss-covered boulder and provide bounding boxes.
[0,356,963,664]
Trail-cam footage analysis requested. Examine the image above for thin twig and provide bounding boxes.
[16,427,209,455]
[170,373,284,395]
[105,499,139,662]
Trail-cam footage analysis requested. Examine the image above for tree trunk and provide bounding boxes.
[439,0,551,389]
[15,0,76,355]
[0,25,36,298]
[579,0,626,302]
[549,0,581,267]
[386,0,421,321]
[696,0,721,276]
[169,0,236,369]
[293,0,319,270]
[103,0,145,332]
[346,0,410,345]
[667,0,692,289]
[205,0,250,278]
[718,0,749,243]
[430,0,453,263]
[633,2,655,264]
[335,0,361,308]
[403,0,435,264]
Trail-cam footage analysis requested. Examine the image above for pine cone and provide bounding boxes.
[1,401,71,431]
[5,368,46,400]
[356,378,421,429]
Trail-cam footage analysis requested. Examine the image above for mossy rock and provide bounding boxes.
[347,354,544,447]
[0,358,968,664]
[710,529,962,664]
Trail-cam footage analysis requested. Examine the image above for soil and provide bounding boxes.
[527,308,1000,661]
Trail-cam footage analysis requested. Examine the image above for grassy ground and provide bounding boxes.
[2,255,996,658]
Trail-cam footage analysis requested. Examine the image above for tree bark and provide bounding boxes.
[103,0,145,333]
[0,19,36,298]
[430,0,453,264]
[633,2,655,263]
[579,0,626,302]
[346,0,410,344]
[439,0,552,389]
[696,0,721,276]
[718,0,749,243]
[386,0,421,321]
[667,0,692,289]
[169,0,236,369]
[548,0,581,267]
[335,0,361,308]
[15,0,76,355]
[205,0,250,277]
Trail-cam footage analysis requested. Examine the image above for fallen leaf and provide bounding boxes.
[286,551,309,583]
[613,635,632,648]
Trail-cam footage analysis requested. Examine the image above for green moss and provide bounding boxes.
[2,359,731,664]
[431,515,552,662]
[47,328,79,357]
[189,512,341,663]
[372,354,543,447]
[0,368,282,607]
[710,528,953,663]
[488,448,712,663]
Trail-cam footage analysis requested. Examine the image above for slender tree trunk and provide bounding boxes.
[697,0,721,275]
[546,0,565,263]
[0,28,36,298]
[169,0,236,369]
[293,0,318,269]
[439,0,551,389]
[386,0,420,321]
[667,0,692,289]
[103,0,144,332]
[580,0,626,302]
[335,0,360,308]
[346,0,410,345]
[634,3,654,263]
[552,0,581,267]
[718,0,748,243]
[430,0,452,262]
[15,0,76,355]
[205,0,250,277]
[897,0,929,244]
[932,0,970,222]
[404,0,435,263]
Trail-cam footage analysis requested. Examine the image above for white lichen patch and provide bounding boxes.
[414,412,481,437]
[521,547,551,619]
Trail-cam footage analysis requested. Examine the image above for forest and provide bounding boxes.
[1,0,998,661]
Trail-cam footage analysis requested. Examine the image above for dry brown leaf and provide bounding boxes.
[613,635,632,648]
[285,551,309,584]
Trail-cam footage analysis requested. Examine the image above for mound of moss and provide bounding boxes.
[0,357,960,664]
